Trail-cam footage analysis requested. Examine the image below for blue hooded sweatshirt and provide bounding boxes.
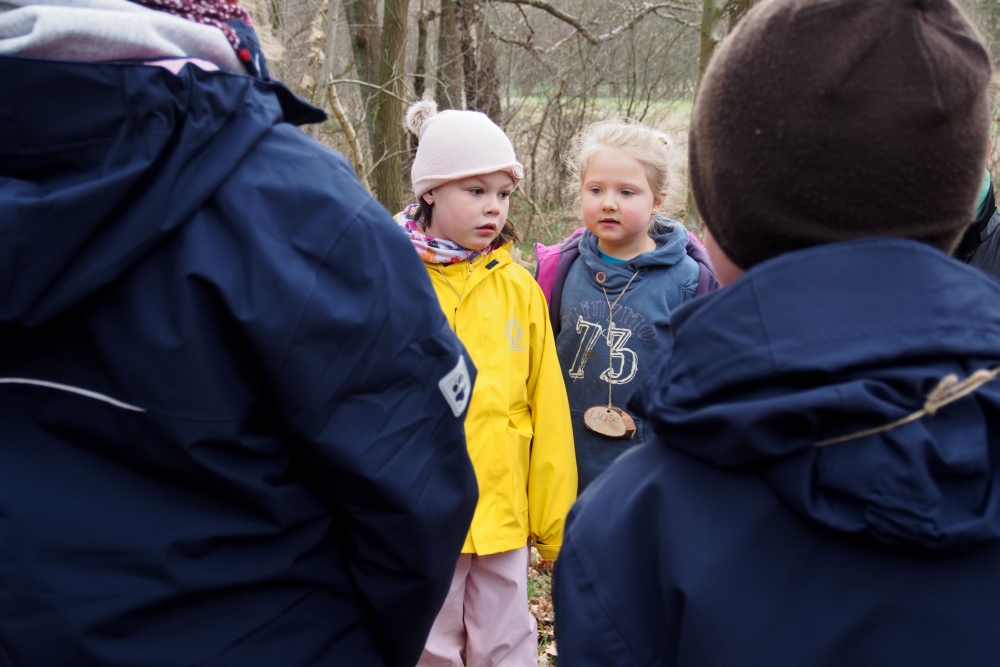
[0,55,478,667]
[554,239,1000,667]
[557,226,699,491]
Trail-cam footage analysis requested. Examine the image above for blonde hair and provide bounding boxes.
[565,119,686,228]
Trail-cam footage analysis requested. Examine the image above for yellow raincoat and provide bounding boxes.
[424,246,576,560]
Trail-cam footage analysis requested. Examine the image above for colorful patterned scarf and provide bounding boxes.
[395,203,501,264]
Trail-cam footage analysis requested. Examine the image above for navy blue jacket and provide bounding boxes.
[554,239,1000,666]
[0,56,478,667]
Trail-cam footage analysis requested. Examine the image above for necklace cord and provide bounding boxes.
[600,269,640,410]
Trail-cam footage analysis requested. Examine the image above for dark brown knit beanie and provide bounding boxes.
[690,0,992,270]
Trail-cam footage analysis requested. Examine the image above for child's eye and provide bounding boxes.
[589,187,602,195]
[621,190,634,196]
[499,192,510,200]
[469,188,484,195]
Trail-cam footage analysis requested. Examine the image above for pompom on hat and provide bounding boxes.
[406,100,524,198]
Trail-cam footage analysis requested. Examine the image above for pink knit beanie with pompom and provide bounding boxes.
[405,101,524,198]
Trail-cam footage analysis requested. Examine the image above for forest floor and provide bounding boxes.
[529,547,558,666]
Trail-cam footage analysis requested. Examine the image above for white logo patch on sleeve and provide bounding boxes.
[438,355,471,418]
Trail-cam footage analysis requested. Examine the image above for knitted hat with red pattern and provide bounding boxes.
[129,0,268,77]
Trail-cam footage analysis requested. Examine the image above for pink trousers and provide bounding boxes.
[418,546,538,667]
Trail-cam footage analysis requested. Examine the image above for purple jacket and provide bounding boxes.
[535,227,720,335]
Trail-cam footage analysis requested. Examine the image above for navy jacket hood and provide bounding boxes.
[633,238,1000,550]
[0,55,323,326]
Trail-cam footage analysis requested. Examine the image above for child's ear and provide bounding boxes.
[422,191,434,206]
[651,191,667,215]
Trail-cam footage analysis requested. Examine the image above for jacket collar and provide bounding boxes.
[577,225,688,290]
[434,246,512,293]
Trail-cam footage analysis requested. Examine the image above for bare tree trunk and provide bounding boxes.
[343,0,382,145]
[472,8,502,121]
[412,6,435,153]
[449,0,501,121]
[694,0,760,99]
[436,0,464,108]
[459,0,478,111]
[372,0,411,212]
[688,0,758,231]
[693,0,718,101]
[414,7,436,99]
[298,0,330,113]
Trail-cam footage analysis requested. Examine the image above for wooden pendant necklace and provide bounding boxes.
[583,268,640,440]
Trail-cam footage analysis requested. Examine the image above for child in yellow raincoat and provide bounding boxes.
[396,100,577,667]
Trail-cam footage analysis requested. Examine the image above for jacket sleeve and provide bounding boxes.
[235,159,479,666]
[526,279,577,560]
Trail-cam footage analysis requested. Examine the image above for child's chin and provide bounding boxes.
[586,223,615,236]
[588,227,618,241]
[464,237,496,250]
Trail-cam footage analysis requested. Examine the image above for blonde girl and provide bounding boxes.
[535,119,719,492]
[397,100,577,667]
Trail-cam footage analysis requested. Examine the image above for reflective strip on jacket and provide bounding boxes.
[424,246,577,560]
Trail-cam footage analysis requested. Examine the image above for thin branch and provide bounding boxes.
[517,190,551,242]
[328,77,412,104]
[604,3,697,41]
[488,0,696,45]
[491,27,575,54]
[653,10,700,30]
[529,74,567,203]
[491,30,534,50]
[364,147,414,184]
[492,0,598,43]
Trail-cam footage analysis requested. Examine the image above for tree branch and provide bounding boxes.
[327,77,412,104]
[490,26,574,54]
[654,10,700,30]
[488,0,697,45]
[364,147,415,185]
[327,82,372,192]
[492,0,595,43]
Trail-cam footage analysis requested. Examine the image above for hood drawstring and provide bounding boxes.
[815,367,1000,448]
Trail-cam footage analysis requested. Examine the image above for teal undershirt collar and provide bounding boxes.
[976,169,992,218]
[598,249,628,264]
